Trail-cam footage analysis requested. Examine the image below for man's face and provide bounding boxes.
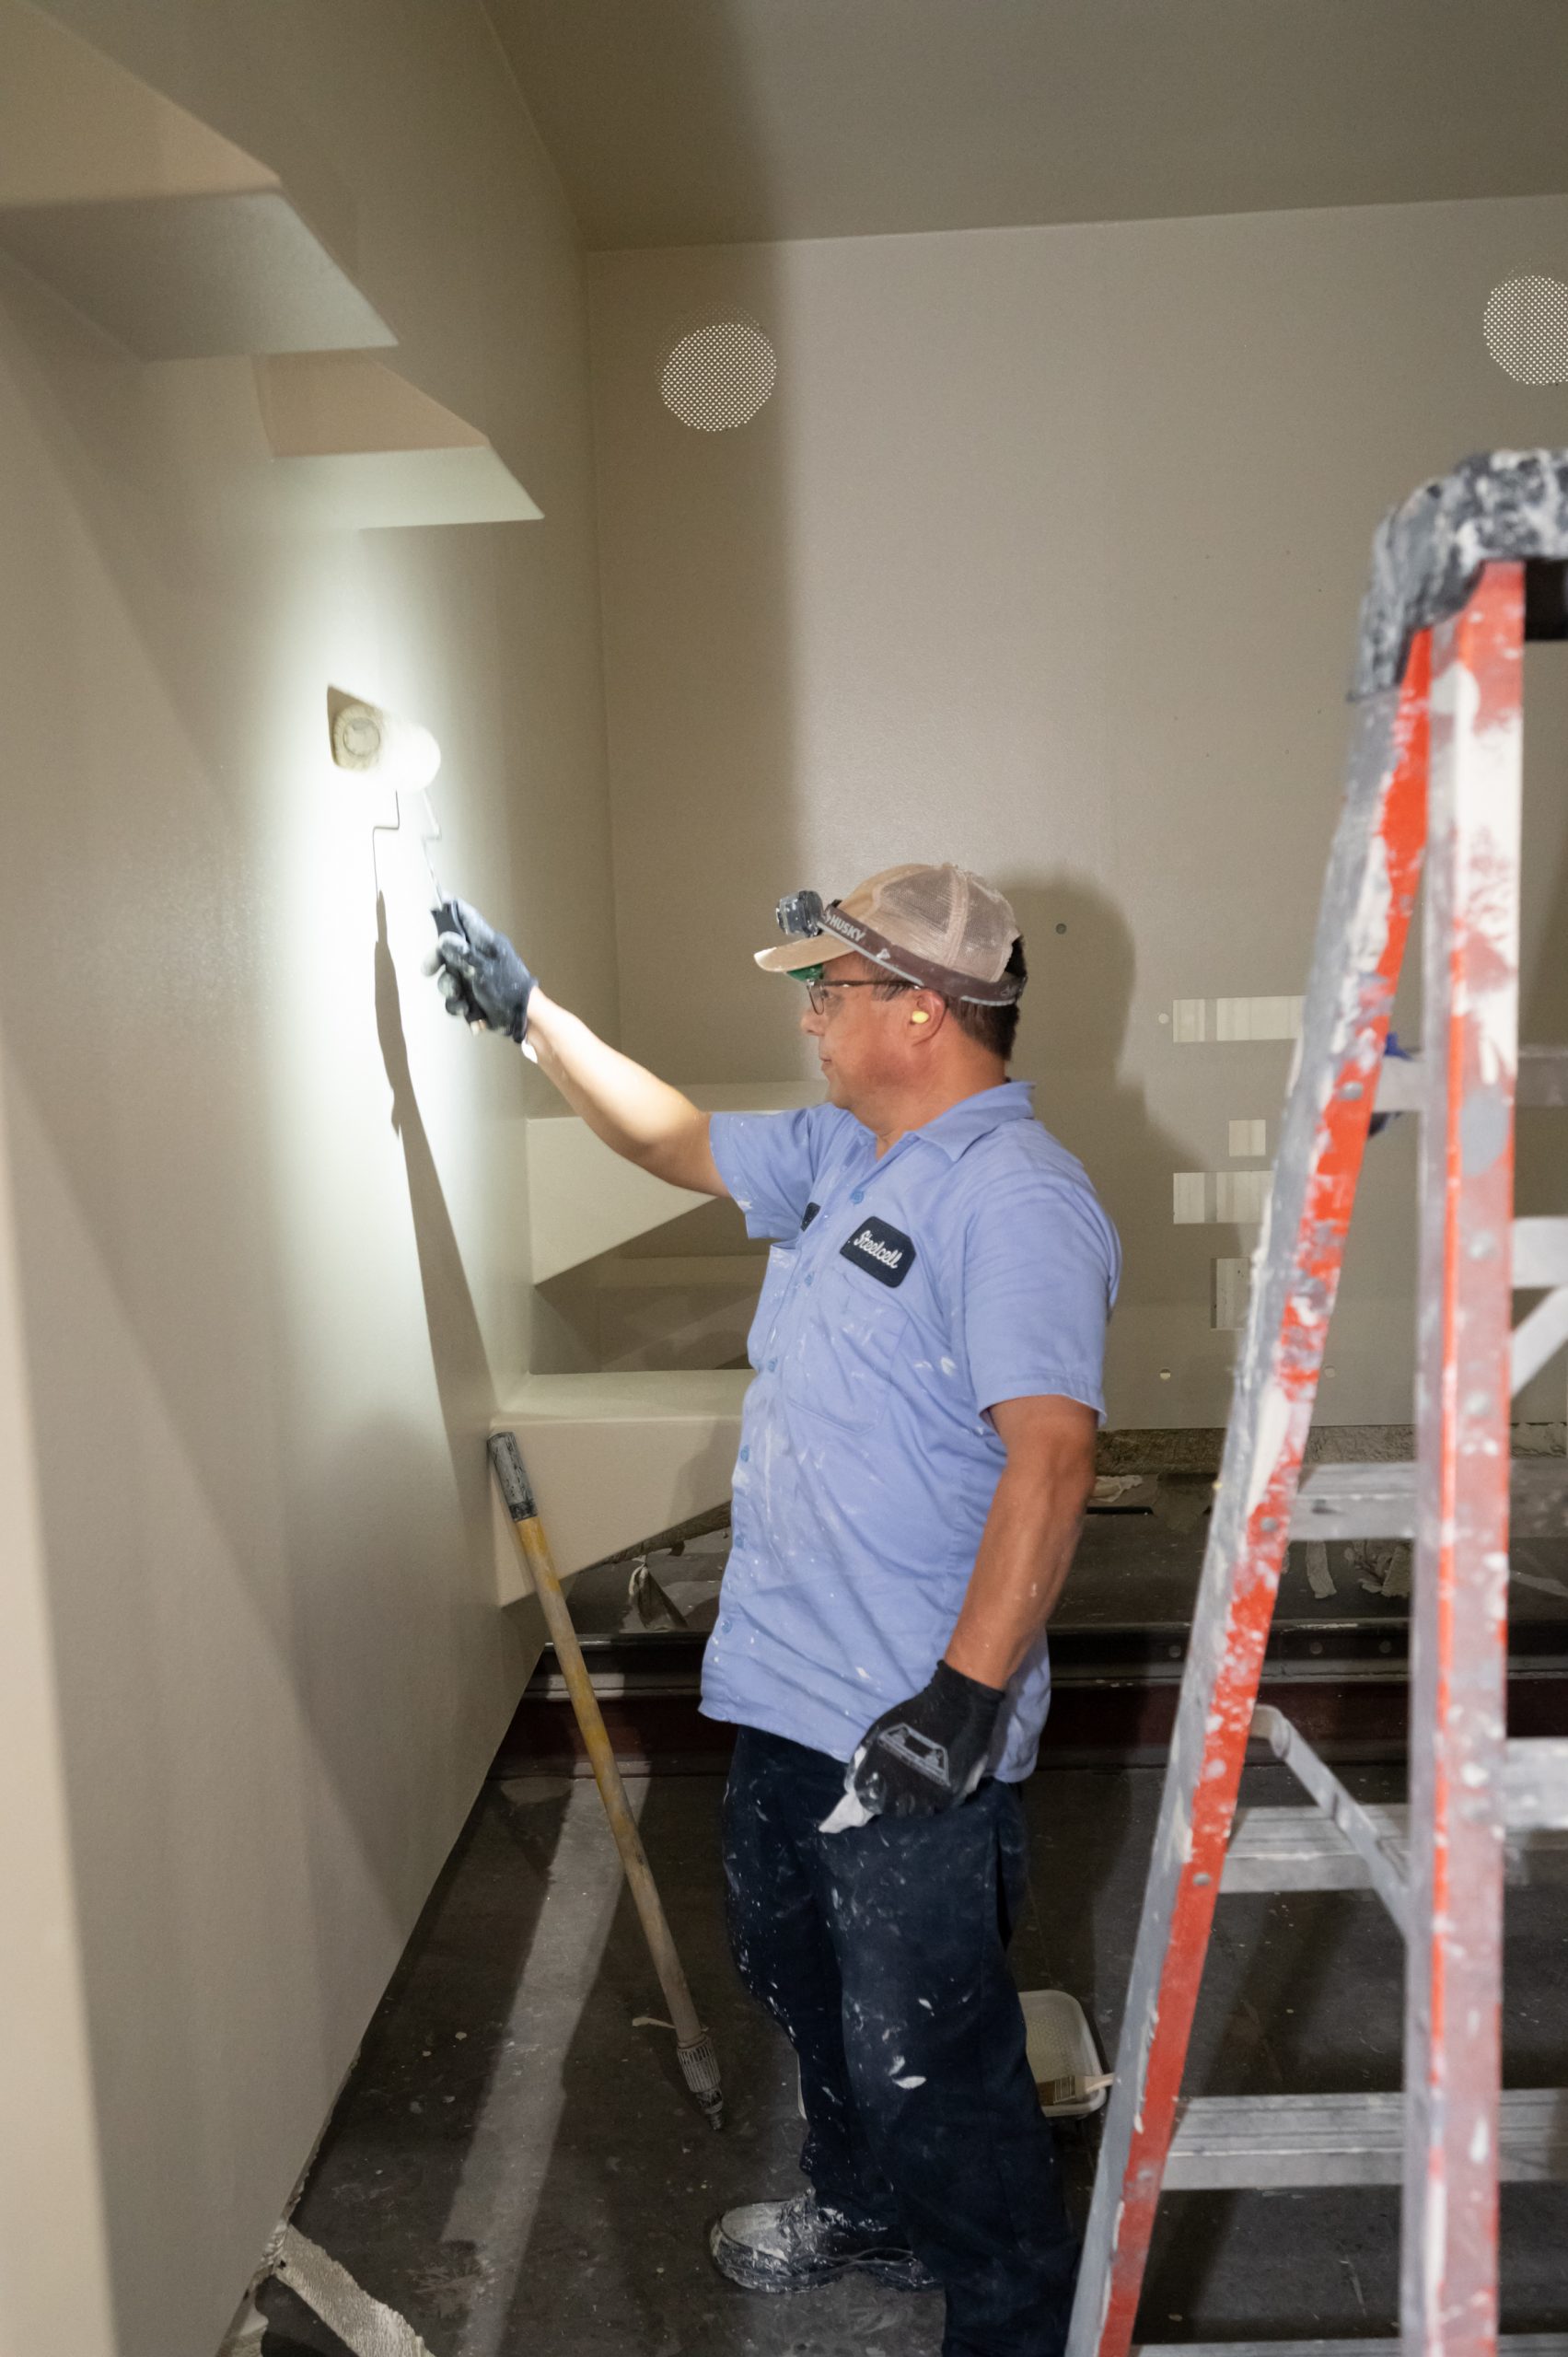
[797,951,915,1110]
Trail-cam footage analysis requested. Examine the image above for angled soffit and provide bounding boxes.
[484,0,1568,250]
[0,0,392,356]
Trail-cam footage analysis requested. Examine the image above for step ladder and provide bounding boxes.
[1067,452,1568,2357]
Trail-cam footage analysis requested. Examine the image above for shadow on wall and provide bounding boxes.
[374,894,497,1559]
[1001,873,1231,1385]
[585,17,809,1083]
[0,254,516,1828]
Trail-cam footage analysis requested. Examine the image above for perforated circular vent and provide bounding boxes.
[1484,275,1568,385]
[660,317,777,432]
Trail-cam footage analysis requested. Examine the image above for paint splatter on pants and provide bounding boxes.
[721,1725,1078,2357]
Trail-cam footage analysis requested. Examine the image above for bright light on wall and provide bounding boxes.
[327,684,442,792]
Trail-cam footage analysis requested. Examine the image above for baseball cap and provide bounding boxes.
[753,863,1023,1005]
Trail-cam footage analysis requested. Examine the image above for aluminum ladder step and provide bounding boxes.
[1225,1736,1568,1898]
[1134,2341,1568,2357]
[1291,1457,1568,1542]
[1165,2087,1568,2190]
[1375,1043,1568,1111]
[1223,1801,1568,1894]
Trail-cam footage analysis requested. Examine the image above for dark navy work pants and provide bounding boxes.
[721,1725,1079,2357]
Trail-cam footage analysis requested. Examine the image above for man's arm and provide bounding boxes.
[943,1394,1098,1686]
[526,992,727,1198]
[820,1392,1098,1829]
[427,902,726,1198]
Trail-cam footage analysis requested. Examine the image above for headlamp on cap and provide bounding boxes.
[754,863,1024,1006]
[774,888,826,941]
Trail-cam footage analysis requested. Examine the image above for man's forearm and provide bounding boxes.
[943,1451,1093,1689]
[525,991,726,1195]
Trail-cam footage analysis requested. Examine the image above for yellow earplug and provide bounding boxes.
[911,1009,931,1024]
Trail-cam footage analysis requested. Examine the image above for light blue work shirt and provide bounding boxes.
[703,1082,1121,1782]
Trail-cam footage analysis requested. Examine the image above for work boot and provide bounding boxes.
[708,2190,938,2293]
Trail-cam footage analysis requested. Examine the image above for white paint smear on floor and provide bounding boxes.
[443,1774,648,2357]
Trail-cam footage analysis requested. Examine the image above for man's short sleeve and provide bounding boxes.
[709,1105,850,1242]
[958,1173,1121,1422]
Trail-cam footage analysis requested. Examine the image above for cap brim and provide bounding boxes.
[753,935,857,975]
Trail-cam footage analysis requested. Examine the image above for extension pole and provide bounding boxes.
[488,1431,723,2128]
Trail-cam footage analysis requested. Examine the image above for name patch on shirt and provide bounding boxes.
[840,1216,916,1288]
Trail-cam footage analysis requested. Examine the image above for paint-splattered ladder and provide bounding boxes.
[1067,454,1568,2357]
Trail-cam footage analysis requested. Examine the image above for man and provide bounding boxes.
[430,863,1120,2357]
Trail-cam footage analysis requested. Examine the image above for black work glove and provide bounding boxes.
[424,900,535,1041]
[820,1660,1005,1830]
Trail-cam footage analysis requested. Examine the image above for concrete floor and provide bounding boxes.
[266,1762,1568,2356]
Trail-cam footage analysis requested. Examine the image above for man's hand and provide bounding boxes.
[820,1396,1096,1835]
[424,900,535,1042]
[820,1660,1005,1832]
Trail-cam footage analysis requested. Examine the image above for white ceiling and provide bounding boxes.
[484,0,1568,251]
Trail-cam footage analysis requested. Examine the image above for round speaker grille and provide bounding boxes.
[660,317,777,432]
[1483,274,1568,386]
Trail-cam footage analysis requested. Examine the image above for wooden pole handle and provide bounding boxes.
[488,1433,718,2105]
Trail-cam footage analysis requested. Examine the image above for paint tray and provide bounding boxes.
[1020,1989,1109,2118]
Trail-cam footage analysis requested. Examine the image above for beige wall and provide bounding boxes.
[0,5,612,2351]
[0,1072,119,2357]
[588,198,1568,1429]
[6,27,1568,2342]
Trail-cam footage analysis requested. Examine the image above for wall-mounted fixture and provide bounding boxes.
[660,314,777,432]
[1484,275,1568,387]
[1169,995,1304,1044]
[1211,1257,1251,1332]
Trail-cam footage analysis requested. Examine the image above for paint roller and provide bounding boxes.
[328,686,482,1018]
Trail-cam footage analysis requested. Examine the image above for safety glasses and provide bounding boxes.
[799,978,914,1016]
